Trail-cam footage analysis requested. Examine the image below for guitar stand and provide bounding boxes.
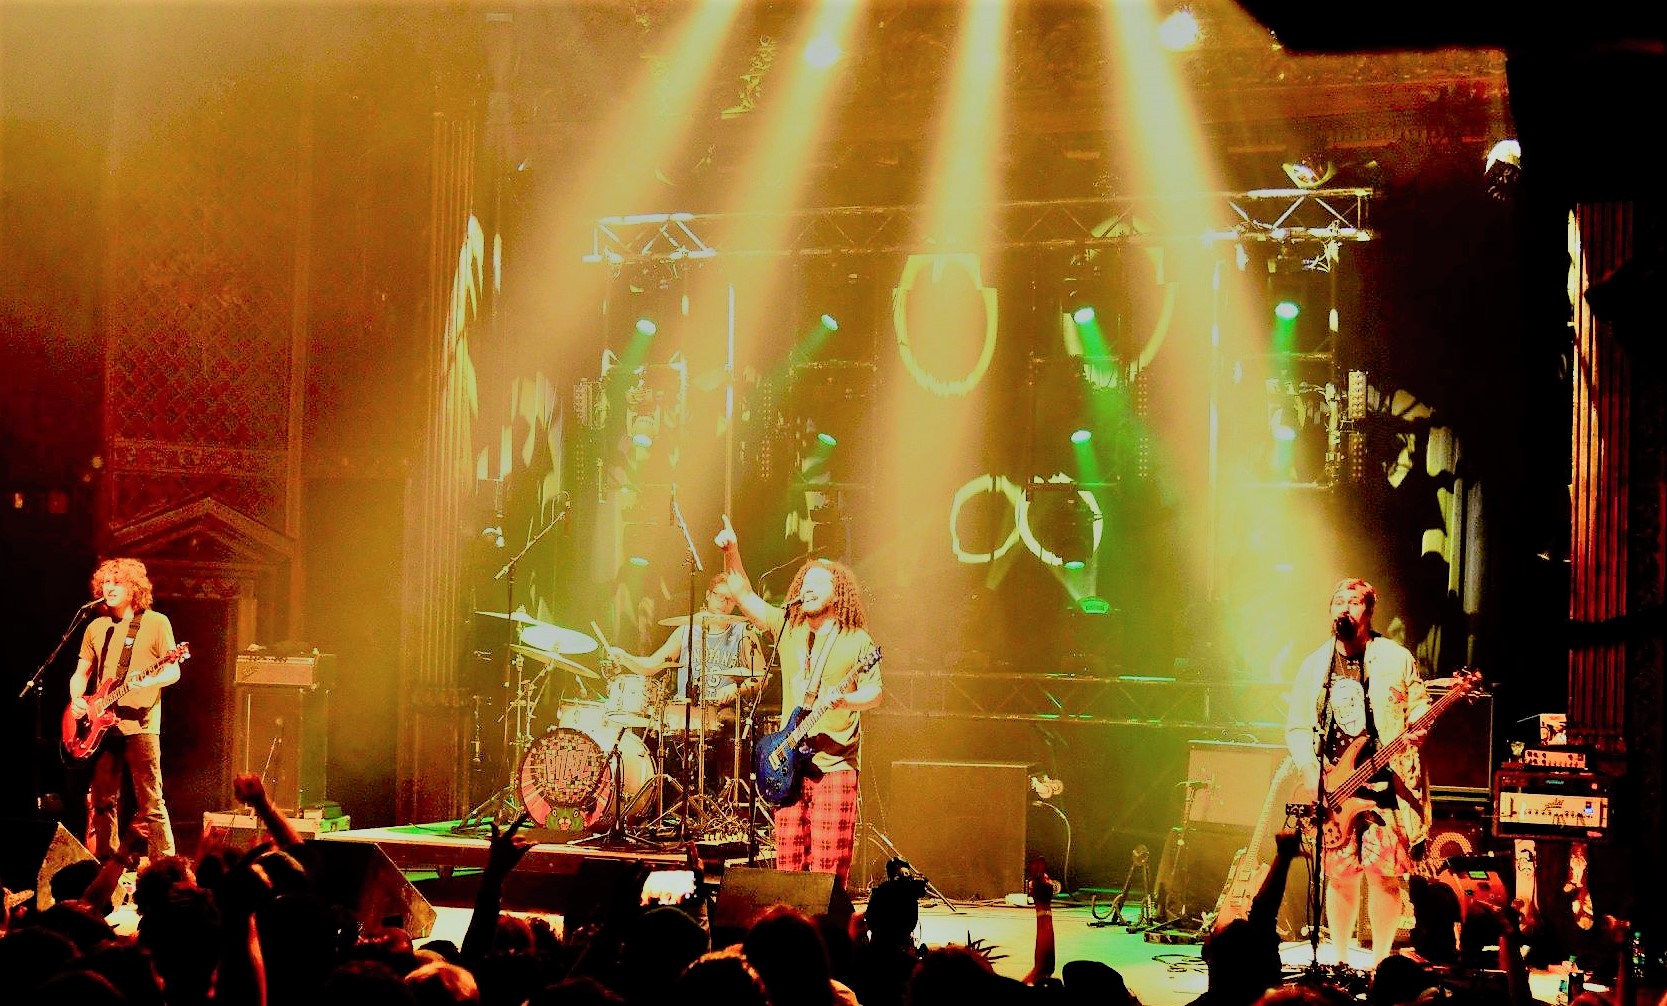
[1091,846,1154,930]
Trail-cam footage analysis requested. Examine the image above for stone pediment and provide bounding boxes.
[107,495,294,568]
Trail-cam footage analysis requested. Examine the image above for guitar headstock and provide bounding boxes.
[1448,667,1483,698]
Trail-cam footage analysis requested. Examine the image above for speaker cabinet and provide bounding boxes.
[0,820,97,911]
[233,683,329,811]
[712,867,847,943]
[887,761,1027,901]
[298,839,436,937]
[1185,741,1289,827]
[1425,685,1493,794]
[1428,792,1497,861]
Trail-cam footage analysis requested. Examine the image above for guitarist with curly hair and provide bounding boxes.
[715,516,882,887]
[1285,577,1431,966]
[67,557,183,863]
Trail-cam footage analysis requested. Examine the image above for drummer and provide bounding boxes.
[606,573,761,708]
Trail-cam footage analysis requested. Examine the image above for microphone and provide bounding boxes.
[1177,778,1213,789]
[783,595,808,608]
[79,598,106,611]
[1333,614,1355,640]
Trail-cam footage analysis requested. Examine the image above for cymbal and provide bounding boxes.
[657,611,748,629]
[475,607,544,625]
[518,622,599,656]
[509,644,600,679]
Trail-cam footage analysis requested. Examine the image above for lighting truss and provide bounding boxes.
[875,669,1286,733]
[585,188,1373,265]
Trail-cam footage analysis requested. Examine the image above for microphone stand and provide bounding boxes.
[19,603,100,817]
[458,497,571,833]
[669,495,703,842]
[1301,649,1340,978]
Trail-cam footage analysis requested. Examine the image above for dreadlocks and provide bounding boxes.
[782,558,867,631]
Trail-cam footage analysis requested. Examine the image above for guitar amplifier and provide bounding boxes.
[235,653,336,689]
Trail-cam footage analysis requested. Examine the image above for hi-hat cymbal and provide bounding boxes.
[517,622,599,655]
[657,611,748,629]
[509,644,600,679]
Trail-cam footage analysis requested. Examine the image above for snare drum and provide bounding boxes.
[556,699,609,735]
[603,674,662,729]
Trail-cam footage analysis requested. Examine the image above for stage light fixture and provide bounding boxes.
[817,432,838,448]
[628,556,650,568]
[1064,560,1087,571]
[1274,300,1301,321]
[1281,155,1335,189]
[1484,139,1522,201]
[1157,8,1202,51]
[1072,305,1097,325]
[1078,596,1112,615]
[635,318,658,337]
[820,313,840,332]
[804,33,843,69]
[1070,428,1093,445]
[632,433,653,448]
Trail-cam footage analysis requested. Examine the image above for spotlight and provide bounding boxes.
[804,34,842,69]
[628,556,650,568]
[1281,155,1335,189]
[1072,305,1097,326]
[817,432,838,448]
[1157,8,1202,51]
[1064,560,1087,571]
[1484,139,1522,202]
[1070,429,1093,445]
[635,318,658,337]
[1078,596,1112,615]
[632,433,653,448]
[1274,300,1301,321]
[820,313,840,332]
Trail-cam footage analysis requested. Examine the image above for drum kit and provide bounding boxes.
[459,605,774,847]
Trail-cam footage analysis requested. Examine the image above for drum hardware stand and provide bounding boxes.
[455,500,571,834]
[574,731,656,850]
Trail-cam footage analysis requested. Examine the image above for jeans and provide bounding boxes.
[87,731,176,861]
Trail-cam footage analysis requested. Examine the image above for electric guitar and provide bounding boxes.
[62,642,190,759]
[1209,755,1302,927]
[1318,668,1482,850]
[754,645,882,806]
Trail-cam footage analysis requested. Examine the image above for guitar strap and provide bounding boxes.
[798,627,839,709]
[98,611,145,689]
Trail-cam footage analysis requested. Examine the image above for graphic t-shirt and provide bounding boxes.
[1321,650,1393,807]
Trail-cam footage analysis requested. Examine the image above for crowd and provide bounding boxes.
[0,783,1653,1006]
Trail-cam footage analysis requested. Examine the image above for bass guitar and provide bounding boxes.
[1318,668,1482,850]
[62,642,190,759]
[755,646,882,806]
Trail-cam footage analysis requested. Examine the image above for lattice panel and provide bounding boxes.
[102,76,301,528]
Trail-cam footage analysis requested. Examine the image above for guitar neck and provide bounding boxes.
[1331,681,1467,805]
[101,651,175,708]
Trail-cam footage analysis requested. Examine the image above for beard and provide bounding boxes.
[1333,614,1358,641]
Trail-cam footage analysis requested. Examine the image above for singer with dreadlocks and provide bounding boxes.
[1285,577,1430,966]
[714,515,882,885]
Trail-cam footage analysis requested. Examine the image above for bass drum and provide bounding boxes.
[518,725,653,835]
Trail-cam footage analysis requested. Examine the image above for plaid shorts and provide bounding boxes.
[1325,817,1413,879]
[773,768,860,884]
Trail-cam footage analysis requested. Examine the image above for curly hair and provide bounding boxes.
[782,558,867,631]
[91,558,154,612]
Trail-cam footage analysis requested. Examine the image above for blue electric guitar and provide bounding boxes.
[755,646,882,806]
